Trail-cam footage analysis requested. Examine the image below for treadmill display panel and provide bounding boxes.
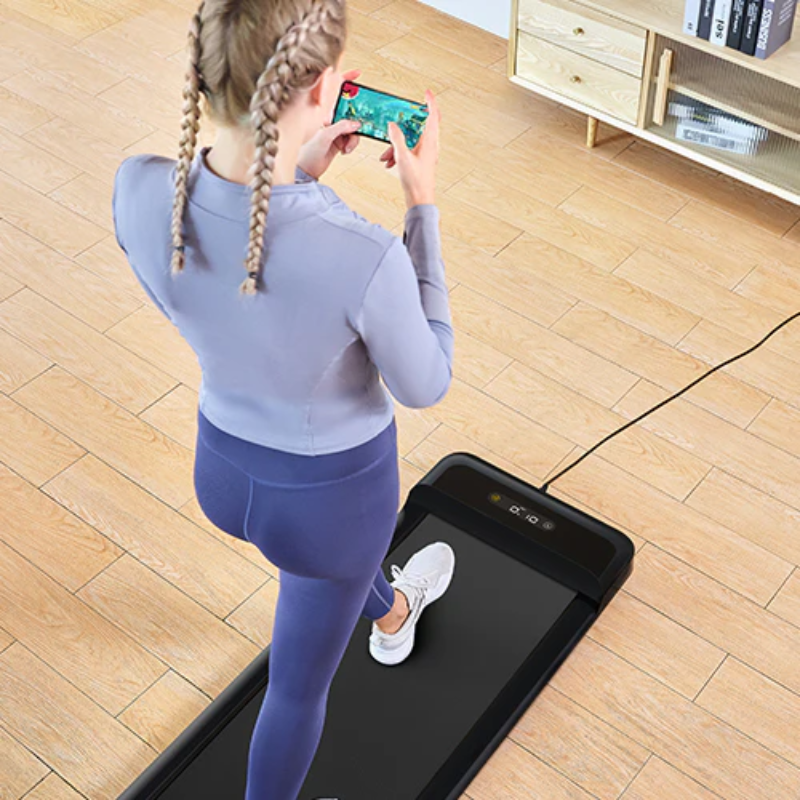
[488,491,557,531]
[433,464,617,576]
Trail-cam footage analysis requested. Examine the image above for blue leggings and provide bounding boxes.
[193,409,400,800]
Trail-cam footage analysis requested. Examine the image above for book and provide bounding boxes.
[727,0,748,47]
[741,0,765,53]
[670,100,768,155]
[711,0,733,43]
[698,0,717,38]
[755,0,798,58]
[676,121,763,154]
[684,0,703,34]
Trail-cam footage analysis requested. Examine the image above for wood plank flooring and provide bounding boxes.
[1,0,799,798]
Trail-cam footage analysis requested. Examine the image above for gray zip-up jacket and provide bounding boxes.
[112,146,453,455]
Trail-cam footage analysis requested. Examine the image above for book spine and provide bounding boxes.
[698,0,716,38]
[711,0,733,44]
[684,0,703,34]
[756,0,798,58]
[741,0,765,53]
[727,0,747,46]
[755,0,777,57]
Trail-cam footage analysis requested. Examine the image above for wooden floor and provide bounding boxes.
[1,0,800,797]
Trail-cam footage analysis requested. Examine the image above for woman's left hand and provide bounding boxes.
[297,69,363,180]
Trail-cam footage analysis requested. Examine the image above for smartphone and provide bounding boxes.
[332,81,429,150]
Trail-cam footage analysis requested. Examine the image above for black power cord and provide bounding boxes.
[540,309,800,494]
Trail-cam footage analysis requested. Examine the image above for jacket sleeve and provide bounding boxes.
[355,205,454,409]
[112,158,174,323]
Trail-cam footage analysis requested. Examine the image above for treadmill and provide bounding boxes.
[119,452,635,800]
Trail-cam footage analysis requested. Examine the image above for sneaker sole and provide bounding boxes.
[370,626,415,666]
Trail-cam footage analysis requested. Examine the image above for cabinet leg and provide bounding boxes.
[586,116,599,148]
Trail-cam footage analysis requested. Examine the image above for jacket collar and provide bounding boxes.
[185,145,323,223]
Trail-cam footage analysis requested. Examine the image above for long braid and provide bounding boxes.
[241,1,334,295]
[171,1,205,276]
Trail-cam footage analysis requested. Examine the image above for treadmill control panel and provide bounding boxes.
[488,492,556,532]
[429,463,618,577]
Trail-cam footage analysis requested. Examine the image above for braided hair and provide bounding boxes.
[170,0,205,278]
[169,0,347,294]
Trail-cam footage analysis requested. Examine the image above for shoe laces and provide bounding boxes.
[390,563,436,598]
[371,566,437,643]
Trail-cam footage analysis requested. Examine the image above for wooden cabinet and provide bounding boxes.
[518,0,647,76]
[509,0,800,206]
[517,30,643,123]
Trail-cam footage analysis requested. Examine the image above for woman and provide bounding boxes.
[112,1,456,797]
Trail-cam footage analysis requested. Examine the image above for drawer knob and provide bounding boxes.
[573,26,585,36]
[570,75,582,83]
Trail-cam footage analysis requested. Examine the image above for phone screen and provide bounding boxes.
[332,81,429,150]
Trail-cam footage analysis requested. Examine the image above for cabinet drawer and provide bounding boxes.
[518,0,647,77]
[516,31,641,124]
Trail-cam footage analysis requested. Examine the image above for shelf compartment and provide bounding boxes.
[648,89,800,198]
[661,36,800,142]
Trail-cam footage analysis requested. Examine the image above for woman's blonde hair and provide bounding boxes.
[170,0,347,295]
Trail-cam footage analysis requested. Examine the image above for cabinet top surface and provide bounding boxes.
[566,0,800,88]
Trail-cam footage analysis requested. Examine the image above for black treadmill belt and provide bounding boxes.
[119,453,633,800]
[294,514,577,799]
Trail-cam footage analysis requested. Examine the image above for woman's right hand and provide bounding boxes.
[382,89,441,209]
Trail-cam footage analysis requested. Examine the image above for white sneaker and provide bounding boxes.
[369,542,455,666]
